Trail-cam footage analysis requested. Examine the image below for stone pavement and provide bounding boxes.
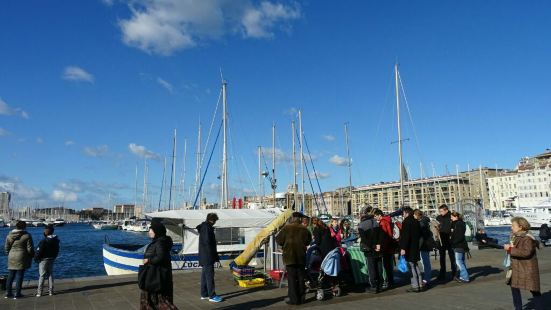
[1,247,550,310]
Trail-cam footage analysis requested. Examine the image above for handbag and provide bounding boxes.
[398,255,408,273]
[138,264,163,292]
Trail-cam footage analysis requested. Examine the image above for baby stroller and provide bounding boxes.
[312,247,348,301]
[305,245,323,290]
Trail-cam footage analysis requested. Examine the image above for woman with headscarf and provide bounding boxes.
[139,221,178,310]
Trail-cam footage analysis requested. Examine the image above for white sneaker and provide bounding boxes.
[200,297,209,300]
[36,294,42,297]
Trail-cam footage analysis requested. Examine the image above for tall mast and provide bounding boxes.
[143,159,148,213]
[456,164,462,203]
[344,122,353,215]
[134,163,138,216]
[395,63,405,208]
[168,129,177,210]
[194,122,202,208]
[158,157,166,211]
[299,110,305,213]
[181,138,187,209]
[272,123,277,208]
[258,146,263,207]
[292,121,298,210]
[221,79,229,209]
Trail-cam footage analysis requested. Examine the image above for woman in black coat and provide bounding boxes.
[399,207,424,292]
[312,221,336,258]
[450,212,470,283]
[140,221,178,310]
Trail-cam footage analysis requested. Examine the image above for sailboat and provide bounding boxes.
[102,77,273,275]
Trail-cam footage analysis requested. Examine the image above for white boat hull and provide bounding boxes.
[103,243,263,276]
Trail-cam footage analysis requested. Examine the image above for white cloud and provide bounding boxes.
[262,147,291,163]
[100,0,114,6]
[65,140,75,146]
[157,77,174,93]
[322,135,335,142]
[62,66,95,83]
[0,98,29,119]
[329,154,350,166]
[84,145,109,157]
[0,175,48,201]
[242,1,300,38]
[284,107,299,117]
[129,143,161,160]
[310,171,330,180]
[51,190,78,202]
[36,137,44,144]
[0,127,10,136]
[117,0,301,55]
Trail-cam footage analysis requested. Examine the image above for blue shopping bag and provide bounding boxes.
[503,253,511,268]
[398,255,408,273]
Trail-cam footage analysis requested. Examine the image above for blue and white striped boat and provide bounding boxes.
[102,208,281,275]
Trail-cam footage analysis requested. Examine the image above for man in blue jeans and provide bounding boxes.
[414,209,435,286]
[197,213,223,303]
[35,225,60,297]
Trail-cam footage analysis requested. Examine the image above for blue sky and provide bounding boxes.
[1,0,550,210]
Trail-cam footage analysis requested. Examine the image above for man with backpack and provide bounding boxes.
[436,204,457,281]
[358,205,382,293]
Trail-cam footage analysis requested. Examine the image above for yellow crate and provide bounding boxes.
[237,277,265,288]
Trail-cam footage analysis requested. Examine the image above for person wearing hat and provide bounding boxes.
[276,212,312,305]
[197,213,222,303]
[140,221,178,309]
[34,225,60,297]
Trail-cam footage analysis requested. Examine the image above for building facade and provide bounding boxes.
[0,192,11,217]
[112,204,142,220]
[516,150,551,207]
[351,168,502,214]
[487,172,518,211]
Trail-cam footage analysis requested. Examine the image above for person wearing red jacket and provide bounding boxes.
[374,209,397,289]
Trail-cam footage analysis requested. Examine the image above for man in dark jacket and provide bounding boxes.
[435,204,456,280]
[197,213,222,303]
[358,205,382,293]
[35,225,60,297]
[399,207,424,292]
[276,212,312,305]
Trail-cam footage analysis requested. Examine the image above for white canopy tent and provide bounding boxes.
[146,208,283,255]
[146,208,282,228]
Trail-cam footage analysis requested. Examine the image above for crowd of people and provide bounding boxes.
[3,209,545,309]
[276,204,544,309]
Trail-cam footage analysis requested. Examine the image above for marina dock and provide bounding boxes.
[1,247,550,310]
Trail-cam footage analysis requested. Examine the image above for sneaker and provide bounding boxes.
[454,277,462,283]
[4,295,13,299]
[406,288,421,293]
[48,292,54,296]
[208,295,223,303]
[13,294,23,299]
[458,278,470,283]
[200,296,209,300]
[36,294,42,297]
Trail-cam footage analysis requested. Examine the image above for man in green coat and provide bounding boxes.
[4,221,34,299]
[276,212,312,305]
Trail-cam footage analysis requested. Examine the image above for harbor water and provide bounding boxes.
[0,223,150,280]
[0,224,512,280]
